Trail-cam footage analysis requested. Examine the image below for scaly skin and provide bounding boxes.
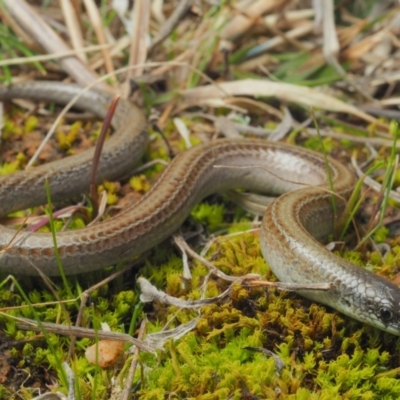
[1,81,400,335]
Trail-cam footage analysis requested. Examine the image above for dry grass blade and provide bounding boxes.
[82,0,115,79]
[320,0,340,65]
[239,22,315,68]
[3,0,105,89]
[182,79,376,122]
[221,0,286,40]
[149,0,194,53]
[127,0,151,80]
[3,1,400,398]
[0,44,112,67]
[60,0,86,62]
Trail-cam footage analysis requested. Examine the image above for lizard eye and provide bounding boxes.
[379,307,393,321]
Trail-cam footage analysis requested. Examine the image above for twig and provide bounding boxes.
[0,44,112,67]
[173,235,192,280]
[173,235,260,283]
[68,259,143,361]
[16,317,159,352]
[173,235,332,292]
[64,362,76,400]
[120,319,147,400]
[246,279,332,291]
[305,127,397,149]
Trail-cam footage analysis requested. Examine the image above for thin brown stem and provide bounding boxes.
[89,95,120,213]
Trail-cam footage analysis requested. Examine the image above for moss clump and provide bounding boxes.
[130,174,152,193]
[2,226,400,399]
[303,137,335,152]
[56,121,82,150]
[130,232,400,399]
[191,202,226,232]
[373,226,389,243]
[97,180,120,205]
[0,153,27,175]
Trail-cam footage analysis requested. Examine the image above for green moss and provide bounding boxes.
[303,137,335,152]
[24,115,39,133]
[35,214,86,233]
[0,384,12,398]
[130,174,151,192]
[191,202,225,231]
[56,121,82,150]
[369,251,383,266]
[2,225,400,399]
[226,217,253,234]
[97,180,120,205]
[2,105,400,400]
[373,226,389,243]
[383,245,400,270]
[0,152,26,175]
[102,231,393,398]
[340,250,365,267]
